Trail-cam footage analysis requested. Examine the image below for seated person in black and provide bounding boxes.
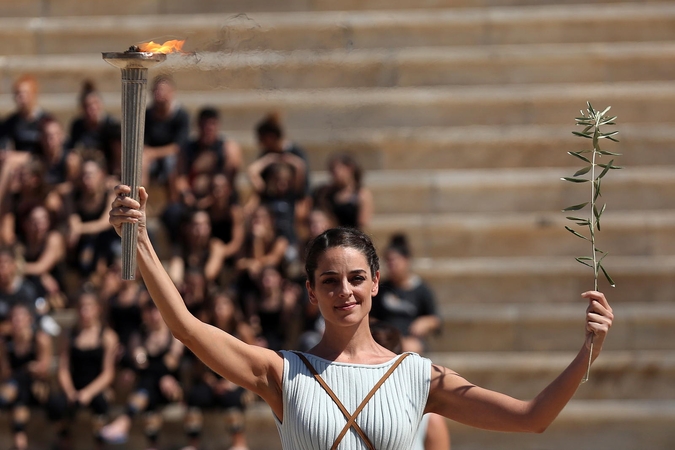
[0,75,50,154]
[183,289,255,450]
[143,75,190,186]
[100,301,184,447]
[37,117,78,195]
[0,304,52,450]
[65,153,117,277]
[48,290,118,449]
[312,153,373,229]
[0,246,39,337]
[246,152,306,246]
[371,234,441,354]
[67,80,121,177]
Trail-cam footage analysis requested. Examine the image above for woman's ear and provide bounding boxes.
[306,279,318,304]
[371,270,380,296]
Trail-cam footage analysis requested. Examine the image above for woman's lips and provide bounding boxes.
[335,303,357,311]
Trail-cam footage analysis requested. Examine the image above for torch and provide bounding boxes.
[103,40,183,280]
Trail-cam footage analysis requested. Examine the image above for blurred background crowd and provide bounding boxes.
[0,74,441,449]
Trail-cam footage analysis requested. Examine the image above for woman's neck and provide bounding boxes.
[312,319,389,363]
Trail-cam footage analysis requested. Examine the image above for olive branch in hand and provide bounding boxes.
[562,102,622,382]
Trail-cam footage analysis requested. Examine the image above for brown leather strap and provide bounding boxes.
[294,352,410,450]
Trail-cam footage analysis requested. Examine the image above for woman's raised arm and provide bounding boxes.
[109,185,284,420]
[426,291,613,433]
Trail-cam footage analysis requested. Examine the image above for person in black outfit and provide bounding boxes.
[67,81,121,177]
[0,247,39,337]
[183,289,255,450]
[312,153,373,229]
[0,75,50,154]
[143,75,190,186]
[48,290,118,449]
[371,234,441,354]
[0,303,52,450]
[100,301,184,447]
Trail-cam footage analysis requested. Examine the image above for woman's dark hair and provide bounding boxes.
[256,112,284,140]
[198,107,219,124]
[329,153,363,190]
[79,79,99,106]
[305,227,379,287]
[387,233,411,259]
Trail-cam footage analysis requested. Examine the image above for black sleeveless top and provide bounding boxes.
[328,190,360,228]
[182,137,226,179]
[6,333,37,375]
[141,329,175,378]
[69,327,105,390]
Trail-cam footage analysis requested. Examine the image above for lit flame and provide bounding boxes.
[137,39,185,54]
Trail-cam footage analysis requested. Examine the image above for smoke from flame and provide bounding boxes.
[137,39,185,54]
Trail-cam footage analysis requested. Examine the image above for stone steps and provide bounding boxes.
[429,301,675,352]
[1,0,669,18]
[429,350,675,400]
[0,81,671,136]
[413,255,675,304]
[4,40,675,93]
[367,210,675,258]
[361,166,673,215]
[2,3,675,55]
[3,398,674,450]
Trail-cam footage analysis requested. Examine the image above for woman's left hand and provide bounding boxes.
[581,291,614,359]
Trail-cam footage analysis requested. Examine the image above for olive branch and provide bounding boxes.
[562,102,622,382]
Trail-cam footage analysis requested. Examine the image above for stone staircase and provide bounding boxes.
[1,0,674,449]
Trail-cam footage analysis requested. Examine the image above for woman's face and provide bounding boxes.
[83,93,103,123]
[187,211,211,243]
[78,294,100,325]
[251,207,272,235]
[81,160,104,192]
[330,161,353,187]
[25,206,50,239]
[307,246,379,329]
[41,121,64,155]
[14,81,36,112]
[309,210,331,238]
[385,249,410,281]
[0,253,16,285]
[213,294,235,324]
[153,81,174,105]
[211,174,231,200]
[11,306,32,333]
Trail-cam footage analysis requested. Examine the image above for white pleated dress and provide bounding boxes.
[275,351,432,450]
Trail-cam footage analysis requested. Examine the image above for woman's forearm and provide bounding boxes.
[523,346,590,432]
[137,230,200,342]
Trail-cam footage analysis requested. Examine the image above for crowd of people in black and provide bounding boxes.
[0,74,442,450]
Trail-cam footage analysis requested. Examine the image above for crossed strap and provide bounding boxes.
[293,352,410,450]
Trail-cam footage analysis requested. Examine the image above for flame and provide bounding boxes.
[137,39,185,54]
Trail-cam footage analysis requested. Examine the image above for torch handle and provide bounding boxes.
[120,67,149,280]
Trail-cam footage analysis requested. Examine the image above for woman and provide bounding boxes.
[372,233,441,354]
[66,153,117,277]
[21,204,67,311]
[0,304,52,450]
[168,209,227,287]
[236,205,288,285]
[48,290,118,448]
[109,185,614,450]
[183,289,255,450]
[313,153,373,229]
[67,81,121,175]
[1,75,49,153]
[100,300,184,448]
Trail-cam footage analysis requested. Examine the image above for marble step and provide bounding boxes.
[4,41,675,93]
[1,0,669,17]
[428,350,675,400]
[367,210,675,258]
[0,81,673,136]
[3,399,674,450]
[428,301,675,352]
[413,255,675,304]
[2,3,675,55]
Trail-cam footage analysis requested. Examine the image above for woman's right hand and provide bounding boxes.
[109,185,147,237]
